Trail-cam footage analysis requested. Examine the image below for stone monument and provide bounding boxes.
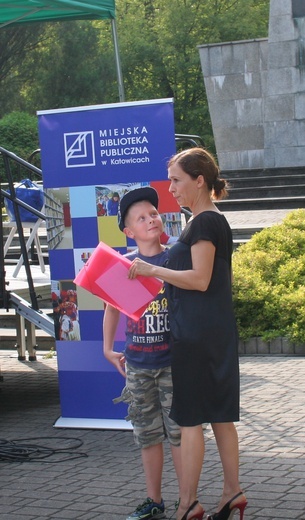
[198,0,305,171]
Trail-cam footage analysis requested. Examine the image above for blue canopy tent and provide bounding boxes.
[0,0,125,101]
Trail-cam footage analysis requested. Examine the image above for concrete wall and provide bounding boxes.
[198,0,305,171]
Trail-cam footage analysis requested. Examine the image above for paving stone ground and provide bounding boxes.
[0,350,304,520]
[1,207,304,519]
[222,208,294,228]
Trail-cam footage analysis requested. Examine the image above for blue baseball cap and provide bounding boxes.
[118,187,159,231]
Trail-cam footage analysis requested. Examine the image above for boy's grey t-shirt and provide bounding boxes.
[124,249,171,369]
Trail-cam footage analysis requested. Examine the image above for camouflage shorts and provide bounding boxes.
[114,363,181,449]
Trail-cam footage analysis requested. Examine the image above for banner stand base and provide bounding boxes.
[53,416,133,430]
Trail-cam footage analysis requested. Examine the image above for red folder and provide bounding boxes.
[74,241,163,321]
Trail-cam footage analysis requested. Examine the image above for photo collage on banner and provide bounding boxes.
[38,99,180,428]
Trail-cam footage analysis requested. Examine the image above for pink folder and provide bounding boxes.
[74,241,163,321]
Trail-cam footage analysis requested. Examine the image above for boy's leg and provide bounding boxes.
[125,363,167,518]
[141,442,164,503]
[158,366,182,489]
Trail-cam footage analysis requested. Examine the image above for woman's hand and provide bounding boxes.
[128,240,215,291]
[128,258,155,279]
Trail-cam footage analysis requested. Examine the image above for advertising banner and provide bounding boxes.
[38,99,180,429]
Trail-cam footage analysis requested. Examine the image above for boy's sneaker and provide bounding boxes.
[126,497,166,519]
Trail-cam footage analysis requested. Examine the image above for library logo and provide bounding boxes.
[64,131,96,168]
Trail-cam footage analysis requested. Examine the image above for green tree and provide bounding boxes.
[0,25,44,116]
[20,20,117,112]
[114,0,269,149]
[0,0,270,149]
[0,112,39,181]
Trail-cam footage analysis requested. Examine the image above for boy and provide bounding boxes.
[103,187,181,520]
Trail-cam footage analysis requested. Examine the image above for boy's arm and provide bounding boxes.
[103,304,126,378]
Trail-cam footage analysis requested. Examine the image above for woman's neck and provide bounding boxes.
[190,193,217,217]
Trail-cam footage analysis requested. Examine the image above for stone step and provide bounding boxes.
[3,228,47,238]
[221,166,305,179]
[216,195,305,211]
[0,308,53,329]
[232,226,264,244]
[232,226,264,237]
[6,285,52,306]
[0,306,55,352]
[227,174,305,188]
[3,237,48,248]
[4,250,49,263]
[4,244,48,253]
[226,184,305,199]
[233,238,248,250]
[3,229,49,262]
[221,167,305,202]
[0,328,55,350]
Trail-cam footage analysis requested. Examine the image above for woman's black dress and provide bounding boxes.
[167,211,240,426]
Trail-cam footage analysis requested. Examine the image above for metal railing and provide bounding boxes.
[175,134,205,149]
[0,146,47,314]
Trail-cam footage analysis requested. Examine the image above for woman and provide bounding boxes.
[128,148,247,520]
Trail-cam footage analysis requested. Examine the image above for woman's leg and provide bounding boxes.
[170,443,182,492]
[176,424,205,520]
[211,422,245,510]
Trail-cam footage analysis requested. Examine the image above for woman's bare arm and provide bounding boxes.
[128,240,215,292]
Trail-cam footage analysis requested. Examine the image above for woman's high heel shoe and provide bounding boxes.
[206,491,248,520]
[180,500,204,520]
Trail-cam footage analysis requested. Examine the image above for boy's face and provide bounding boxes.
[124,200,163,241]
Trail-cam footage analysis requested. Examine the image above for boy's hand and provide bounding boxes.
[104,350,126,378]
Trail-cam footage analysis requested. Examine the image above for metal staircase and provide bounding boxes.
[0,146,55,361]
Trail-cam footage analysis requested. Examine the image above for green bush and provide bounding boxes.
[232,209,305,344]
[0,111,40,182]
